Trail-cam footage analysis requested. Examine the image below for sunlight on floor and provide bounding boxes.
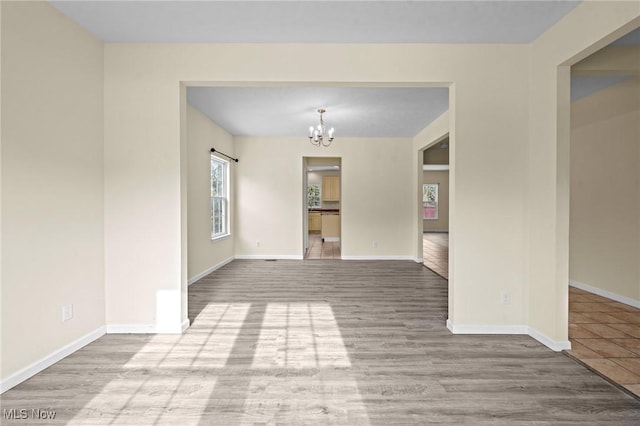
[68,377,217,425]
[123,303,251,368]
[252,303,351,368]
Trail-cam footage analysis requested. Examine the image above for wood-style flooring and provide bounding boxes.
[1,260,639,424]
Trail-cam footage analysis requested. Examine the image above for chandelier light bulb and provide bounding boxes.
[307,108,335,147]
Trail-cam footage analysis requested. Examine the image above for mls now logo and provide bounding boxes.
[3,408,56,420]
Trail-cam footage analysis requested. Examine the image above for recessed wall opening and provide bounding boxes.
[303,157,342,260]
[566,26,640,397]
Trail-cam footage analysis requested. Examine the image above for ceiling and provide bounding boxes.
[49,1,638,137]
[187,87,449,138]
[51,1,580,44]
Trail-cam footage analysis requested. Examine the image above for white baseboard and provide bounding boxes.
[234,255,303,260]
[1,326,106,394]
[324,237,340,242]
[446,320,571,352]
[414,257,424,263]
[106,319,189,334]
[528,327,572,351]
[188,256,234,286]
[341,256,416,261]
[569,279,639,308]
[106,324,157,334]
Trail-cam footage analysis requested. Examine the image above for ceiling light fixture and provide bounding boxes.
[308,108,334,147]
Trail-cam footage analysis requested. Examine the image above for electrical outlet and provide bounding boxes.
[501,292,511,305]
[62,304,73,322]
[372,240,378,248]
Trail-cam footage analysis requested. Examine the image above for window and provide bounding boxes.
[308,184,321,208]
[211,155,229,238]
[423,183,438,220]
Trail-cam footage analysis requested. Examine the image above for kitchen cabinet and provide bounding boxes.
[321,214,340,241]
[308,212,321,231]
[322,176,340,201]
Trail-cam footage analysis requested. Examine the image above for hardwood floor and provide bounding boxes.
[2,260,639,424]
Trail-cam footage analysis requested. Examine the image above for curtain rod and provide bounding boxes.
[210,147,239,163]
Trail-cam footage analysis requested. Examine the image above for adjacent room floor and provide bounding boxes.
[1,260,638,424]
[305,231,341,260]
[423,232,448,279]
[568,286,640,398]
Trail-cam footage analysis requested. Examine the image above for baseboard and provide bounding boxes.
[234,255,303,260]
[0,326,106,394]
[446,320,571,352]
[569,279,639,308]
[341,256,416,261]
[414,257,424,263]
[324,237,340,242]
[528,327,572,351]
[106,320,188,334]
[188,256,234,286]
[106,324,157,333]
[446,320,528,335]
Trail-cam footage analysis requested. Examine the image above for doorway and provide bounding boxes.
[304,157,342,260]
[420,135,450,279]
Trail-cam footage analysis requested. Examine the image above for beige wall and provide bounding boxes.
[234,137,414,258]
[423,171,449,232]
[570,78,640,303]
[527,2,639,345]
[187,105,235,282]
[1,1,105,382]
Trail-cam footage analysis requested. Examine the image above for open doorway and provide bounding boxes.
[567,28,640,397]
[304,157,342,260]
[421,136,450,279]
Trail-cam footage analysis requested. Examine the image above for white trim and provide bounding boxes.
[341,256,416,261]
[423,164,450,171]
[528,327,572,352]
[106,321,187,334]
[324,237,340,242]
[569,279,640,308]
[181,318,190,332]
[188,256,234,286]
[106,324,157,334]
[234,254,304,260]
[414,257,424,263]
[1,326,106,394]
[446,320,528,335]
[446,320,572,352]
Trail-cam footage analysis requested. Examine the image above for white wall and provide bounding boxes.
[527,1,639,347]
[187,104,235,282]
[1,1,105,383]
[234,137,414,259]
[570,78,640,303]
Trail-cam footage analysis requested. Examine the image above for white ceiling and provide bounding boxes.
[187,87,449,137]
[51,1,580,44]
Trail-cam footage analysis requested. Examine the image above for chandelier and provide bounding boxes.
[308,108,335,147]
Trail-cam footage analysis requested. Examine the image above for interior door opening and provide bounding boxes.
[304,157,342,260]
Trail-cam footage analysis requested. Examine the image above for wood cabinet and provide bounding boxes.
[308,212,321,232]
[321,214,340,240]
[322,176,340,201]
